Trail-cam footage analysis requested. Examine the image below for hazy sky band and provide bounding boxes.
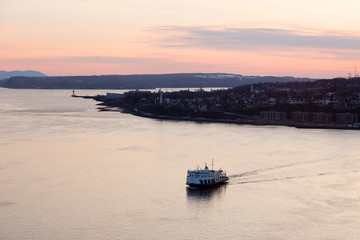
[157,27,360,50]
[1,0,360,78]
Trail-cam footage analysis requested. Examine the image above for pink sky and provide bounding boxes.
[1,0,360,78]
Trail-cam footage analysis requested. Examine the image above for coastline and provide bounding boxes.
[97,104,360,130]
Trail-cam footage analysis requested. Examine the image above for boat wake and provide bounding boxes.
[229,167,359,186]
[229,172,333,185]
[228,160,322,179]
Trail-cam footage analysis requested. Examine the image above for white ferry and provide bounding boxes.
[186,162,229,187]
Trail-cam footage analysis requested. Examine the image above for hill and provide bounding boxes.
[0,70,47,81]
[0,73,314,89]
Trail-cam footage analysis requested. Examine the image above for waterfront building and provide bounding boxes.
[311,112,332,124]
[336,113,359,125]
[291,112,310,122]
[106,92,123,99]
[260,111,287,121]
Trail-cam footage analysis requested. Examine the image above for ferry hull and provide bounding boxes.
[186,179,228,188]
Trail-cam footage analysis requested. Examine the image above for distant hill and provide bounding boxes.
[0,73,315,89]
[0,70,47,81]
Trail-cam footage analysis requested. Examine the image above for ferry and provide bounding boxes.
[186,161,229,188]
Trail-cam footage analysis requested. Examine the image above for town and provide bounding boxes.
[91,77,360,129]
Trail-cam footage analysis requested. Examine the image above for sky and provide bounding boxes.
[1,0,360,78]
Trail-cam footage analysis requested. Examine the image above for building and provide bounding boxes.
[106,92,124,99]
[336,113,359,124]
[260,111,287,121]
[311,112,332,124]
[291,112,310,122]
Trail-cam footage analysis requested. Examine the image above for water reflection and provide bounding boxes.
[186,183,227,202]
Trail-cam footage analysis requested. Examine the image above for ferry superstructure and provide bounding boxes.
[186,162,229,187]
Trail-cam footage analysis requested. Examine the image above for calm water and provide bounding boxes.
[1,88,360,240]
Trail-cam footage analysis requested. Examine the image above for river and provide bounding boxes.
[1,88,360,240]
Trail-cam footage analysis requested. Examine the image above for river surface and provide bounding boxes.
[1,88,360,240]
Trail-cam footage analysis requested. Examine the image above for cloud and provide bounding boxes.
[50,56,170,64]
[81,0,131,3]
[3,56,170,64]
[154,26,360,52]
[117,145,149,151]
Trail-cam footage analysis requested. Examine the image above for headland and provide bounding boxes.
[80,77,360,130]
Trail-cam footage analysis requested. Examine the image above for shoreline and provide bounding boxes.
[97,105,360,131]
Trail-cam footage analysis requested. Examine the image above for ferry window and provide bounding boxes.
[200,180,203,184]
